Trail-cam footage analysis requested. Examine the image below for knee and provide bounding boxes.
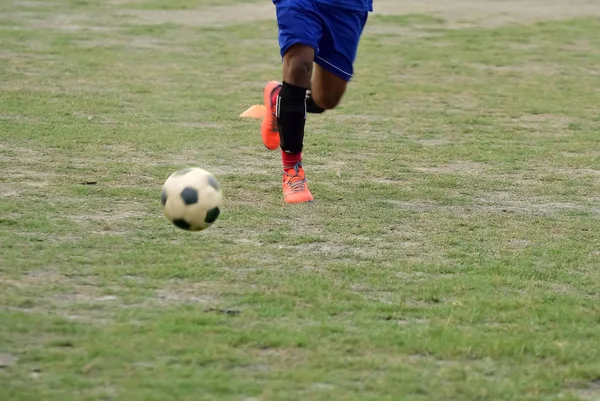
[312,91,343,110]
[284,57,312,84]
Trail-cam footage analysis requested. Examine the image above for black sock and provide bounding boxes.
[306,90,325,114]
[277,81,308,154]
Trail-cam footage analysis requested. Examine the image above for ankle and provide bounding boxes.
[282,150,302,169]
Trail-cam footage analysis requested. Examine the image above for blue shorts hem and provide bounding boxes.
[315,56,353,82]
[280,40,319,60]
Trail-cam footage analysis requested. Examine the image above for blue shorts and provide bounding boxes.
[274,0,369,82]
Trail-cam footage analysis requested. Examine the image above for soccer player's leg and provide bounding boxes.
[279,43,316,204]
[310,63,349,111]
[265,0,322,203]
[310,4,369,111]
[261,1,320,152]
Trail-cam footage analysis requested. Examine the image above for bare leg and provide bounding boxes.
[310,63,349,110]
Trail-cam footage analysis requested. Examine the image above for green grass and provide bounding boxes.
[1,1,600,400]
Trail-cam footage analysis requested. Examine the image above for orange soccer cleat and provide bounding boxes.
[282,162,314,204]
[260,80,282,150]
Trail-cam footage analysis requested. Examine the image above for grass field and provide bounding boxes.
[1,0,600,400]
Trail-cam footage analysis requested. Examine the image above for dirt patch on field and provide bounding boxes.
[6,0,600,33]
[118,3,277,28]
[117,0,600,28]
[154,289,217,305]
[414,161,489,175]
[381,193,599,217]
[467,63,563,76]
[0,183,20,197]
[8,0,600,37]
[474,192,599,216]
[373,0,600,27]
[570,380,600,401]
[14,12,118,32]
[509,114,574,132]
[417,138,452,147]
[67,206,146,224]
[2,270,117,325]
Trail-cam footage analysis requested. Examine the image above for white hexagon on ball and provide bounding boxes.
[161,167,222,231]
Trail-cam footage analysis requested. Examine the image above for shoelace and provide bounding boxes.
[284,163,307,193]
[286,174,307,193]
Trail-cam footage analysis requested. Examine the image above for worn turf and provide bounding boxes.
[1,1,599,400]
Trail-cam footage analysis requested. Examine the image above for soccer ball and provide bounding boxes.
[161,167,222,231]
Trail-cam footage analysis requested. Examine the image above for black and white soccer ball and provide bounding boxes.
[161,167,222,231]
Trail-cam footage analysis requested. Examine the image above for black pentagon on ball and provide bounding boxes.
[180,186,198,205]
[207,175,220,191]
[160,189,168,206]
[172,219,191,230]
[173,168,193,176]
[205,207,220,224]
